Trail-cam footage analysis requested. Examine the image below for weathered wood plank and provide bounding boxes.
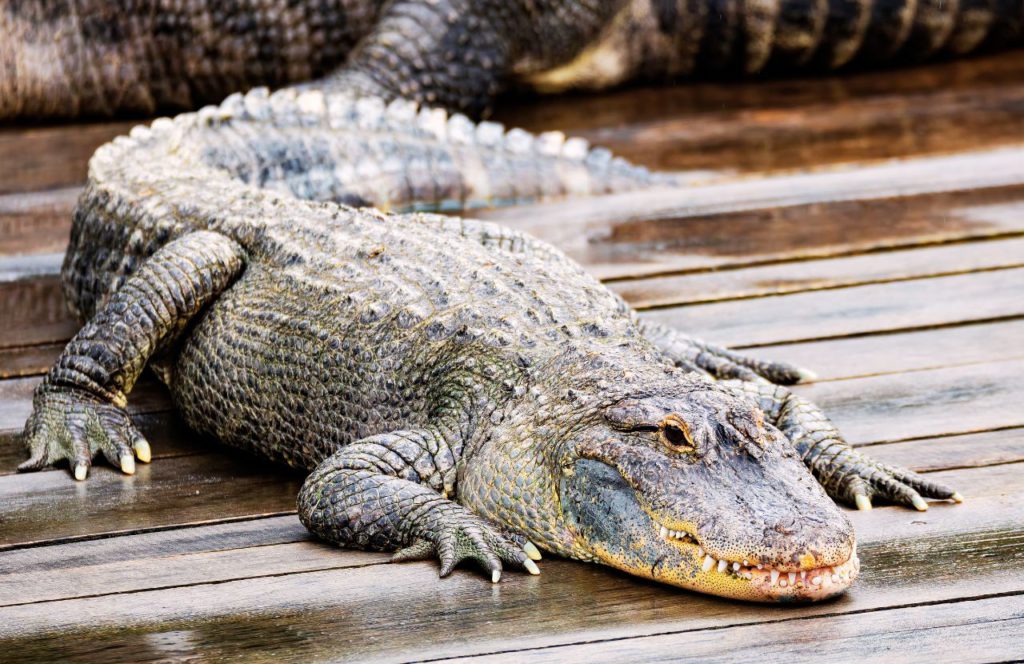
[642,268,1024,347]
[0,343,65,380]
[611,237,1024,308]
[0,449,304,549]
[0,122,136,195]
[499,52,1024,174]
[790,360,1024,445]
[0,462,1017,662]
[0,189,78,256]
[480,156,1024,280]
[450,593,1024,664]
[862,427,1024,473]
[746,319,1024,381]
[0,272,76,349]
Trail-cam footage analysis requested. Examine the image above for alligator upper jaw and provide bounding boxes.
[654,523,860,602]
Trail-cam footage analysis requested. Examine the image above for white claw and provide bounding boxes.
[491,570,501,584]
[702,555,715,572]
[133,439,152,463]
[524,560,540,576]
[524,542,542,561]
[73,463,87,481]
[911,495,929,512]
[120,453,136,475]
[952,492,965,503]
[855,494,873,511]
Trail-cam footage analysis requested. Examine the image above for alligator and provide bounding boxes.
[3,0,1022,119]
[11,0,987,602]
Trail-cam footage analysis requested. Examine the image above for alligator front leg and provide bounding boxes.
[641,320,814,385]
[725,380,963,511]
[19,231,245,479]
[297,428,541,582]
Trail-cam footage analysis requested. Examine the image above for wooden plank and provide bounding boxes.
[641,268,1024,347]
[0,189,77,256]
[611,237,1024,308]
[745,319,1024,381]
[862,428,1024,473]
[498,52,1024,174]
[0,449,304,549]
[450,594,1024,663]
[0,121,136,195]
[0,462,1018,662]
[0,273,77,349]
[0,343,64,380]
[790,360,1024,445]
[479,160,1024,280]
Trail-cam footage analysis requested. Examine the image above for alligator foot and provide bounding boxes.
[726,381,962,510]
[642,321,813,385]
[391,513,541,581]
[19,388,151,480]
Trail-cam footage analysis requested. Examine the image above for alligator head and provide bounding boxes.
[555,375,858,602]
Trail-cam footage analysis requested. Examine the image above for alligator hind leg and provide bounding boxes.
[20,231,245,479]
[297,428,540,581]
[725,380,963,511]
[641,321,815,385]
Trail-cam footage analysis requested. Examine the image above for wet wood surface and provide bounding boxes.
[0,51,1022,663]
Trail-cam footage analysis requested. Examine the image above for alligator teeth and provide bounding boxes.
[717,559,728,573]
[770,569,780,584]
[660,526,669,538]
[696,547,705,558]
[789,572,797,586]
[732,562,740,571]
[702,555,715,572]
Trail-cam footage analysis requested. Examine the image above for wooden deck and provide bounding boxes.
[2,52,1024,663]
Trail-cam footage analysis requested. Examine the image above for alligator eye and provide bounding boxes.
[660,416,695,453]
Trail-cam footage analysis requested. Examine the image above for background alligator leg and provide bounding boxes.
[19,231,245,480]
[641,320,813,385]
[297,429,539,581]
[724,380,963,511]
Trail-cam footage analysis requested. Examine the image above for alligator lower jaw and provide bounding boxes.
[658,525,860,601]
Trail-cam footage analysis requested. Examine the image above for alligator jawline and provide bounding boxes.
[652,522,860,591]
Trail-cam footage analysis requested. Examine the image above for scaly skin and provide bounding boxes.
[20,83,961,602]
[2,0,1021,119]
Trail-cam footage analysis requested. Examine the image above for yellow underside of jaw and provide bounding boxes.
[593,526,860,602]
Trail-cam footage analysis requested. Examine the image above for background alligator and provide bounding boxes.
[9,0,991,602]
[3,0,1022,119]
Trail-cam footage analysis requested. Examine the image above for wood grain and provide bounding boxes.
[498,52,1024,174]
[450,594,1024,663]
[0,462,1018,662]
[642,268,1024,347]
[0,122,136,195]
[0,189,78,256]
[612,237,1024,308]
[479,159,1024,280]
[746,319,1024,381]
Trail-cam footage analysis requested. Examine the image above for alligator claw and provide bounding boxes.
[391,515,538,582]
